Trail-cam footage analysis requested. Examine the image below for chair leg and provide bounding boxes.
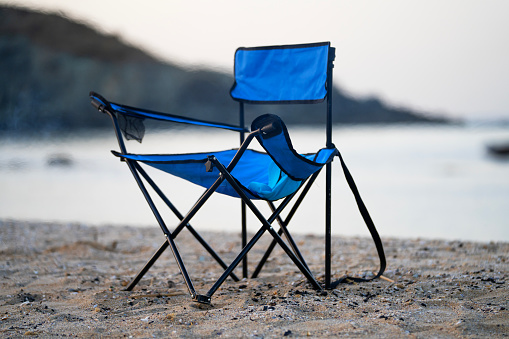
[325,162,332,289]
[164,233,198,299]
[251,230,279,279]
[125,161,246,304]
[125,160,198,297]
[133,162,239,282]
[241,201,248,279]
[205,227,267,299]
[125,240,168,291]
[202,193,295,299]
[186,225,240,281]
[126,225,241,293]
[263,220,322,291]
[125,156,325,304]
[211,159,323,293]
[205,204,323,300]
[269,202,310,272]
[252,172,320,278]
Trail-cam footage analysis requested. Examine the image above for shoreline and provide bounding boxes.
[1,219,508,337]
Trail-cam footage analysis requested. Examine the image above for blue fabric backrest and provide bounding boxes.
[230,42,331,103]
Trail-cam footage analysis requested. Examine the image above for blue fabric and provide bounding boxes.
[115,144,334,201]
[256,128,322,180]
[251,114,338,180]
[247,161,302,200]
[116,113,338,201]
[231,42,330,102]
[259,135,337,181]
[117,149,306,201]
[311,148,338,164]
[90,92,245,132]
[108,103,246,132]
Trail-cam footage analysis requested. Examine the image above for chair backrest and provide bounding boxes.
[230,41,335,147]
[230,42,333,103]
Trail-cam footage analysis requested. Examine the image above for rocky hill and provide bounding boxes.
[0,6,449,135]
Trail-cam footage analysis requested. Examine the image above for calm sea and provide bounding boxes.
[1,124,508,242]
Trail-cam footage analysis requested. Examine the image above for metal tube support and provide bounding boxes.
[133,162,239,282]
[125,240,169,291]
[268,201,310,273]
[206,227,267,299]
[239,102,248,279]
[124,159,197,298]
[251,171,320,278]
[132,162,188,236]
[206,191,304,299]
[325,162,332,289]
[325,46,335,289]
[326,47,335,149]
[100,107,128,155]
[241,201,248,278]
[205,159,323,299]
[186,225,240,281]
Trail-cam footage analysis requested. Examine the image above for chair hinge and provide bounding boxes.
[205,156,215,172]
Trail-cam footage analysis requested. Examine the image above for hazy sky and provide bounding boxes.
[3,0,509,120]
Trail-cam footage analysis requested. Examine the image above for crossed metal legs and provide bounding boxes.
[123,160,239,300]
[194,158,322,302]
[124,157,323,304]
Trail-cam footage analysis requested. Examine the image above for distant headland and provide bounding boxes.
[0,6,451,135]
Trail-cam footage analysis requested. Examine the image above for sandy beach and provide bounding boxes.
[0,219,507,338]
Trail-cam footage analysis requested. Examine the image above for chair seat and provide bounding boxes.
[114,147,336,201]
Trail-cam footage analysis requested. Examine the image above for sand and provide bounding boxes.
[0,219,507,338]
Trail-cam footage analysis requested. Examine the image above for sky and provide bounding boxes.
[3,0,509,120]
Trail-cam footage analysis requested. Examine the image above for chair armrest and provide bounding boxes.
[251,114,337,180]
[89,91,247,133]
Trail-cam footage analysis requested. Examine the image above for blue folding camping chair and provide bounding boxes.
[90,41,385,304]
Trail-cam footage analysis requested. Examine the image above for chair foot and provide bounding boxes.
[192,294,212,305]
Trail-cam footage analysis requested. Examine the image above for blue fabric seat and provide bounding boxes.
[116,149,305,201]
[114,115,337,201]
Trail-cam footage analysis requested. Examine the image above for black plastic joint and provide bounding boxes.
[205,156,216,172]
[192,294,211,304]
[329,47,336,62]
[91,98,105,113]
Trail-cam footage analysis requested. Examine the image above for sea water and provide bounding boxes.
[1,124,508,242]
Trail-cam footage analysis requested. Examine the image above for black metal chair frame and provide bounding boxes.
[92,97,326,303]
[90,42,386,304]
